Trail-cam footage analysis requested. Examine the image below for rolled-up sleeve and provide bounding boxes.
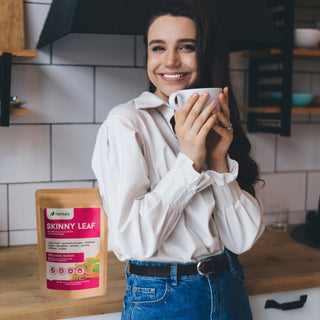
[206,157,264,254]
[92,112,213,261]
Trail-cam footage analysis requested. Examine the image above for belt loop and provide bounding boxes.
[170,263,178,286]
[125,260,130,279]
[224,250,234,272]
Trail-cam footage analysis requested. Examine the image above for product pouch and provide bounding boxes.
[35,188,107,299]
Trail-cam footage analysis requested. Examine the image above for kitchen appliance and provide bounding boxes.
[36,0,282,52]
[291,196,320,248]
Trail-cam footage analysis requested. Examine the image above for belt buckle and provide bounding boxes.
[197,258,215,276]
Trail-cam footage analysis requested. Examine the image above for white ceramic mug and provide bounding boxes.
[168,87,222,112]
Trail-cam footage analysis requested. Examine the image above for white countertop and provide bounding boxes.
[61,312,121,320]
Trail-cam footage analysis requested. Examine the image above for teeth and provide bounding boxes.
[162,73,185,79]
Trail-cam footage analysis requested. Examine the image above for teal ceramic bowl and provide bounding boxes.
[272,93,314,107]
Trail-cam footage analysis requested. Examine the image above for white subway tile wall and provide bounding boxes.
[95,67,149,122]
[24,0,52,3]
[135,36,146,67]
[0,3,319,247]
[52,34,135,66]
[0,125,51,183]
[22,2,51,64]
[51,124,100,181]
[277,124,320,171]
[307,172,320,211]
[10,230,38,247]
[230,70,246,107]
[0,232,8,247]
[248,133,276,173]
[7,181,93,245]
[11,65,94,124]
[259,172,307,213]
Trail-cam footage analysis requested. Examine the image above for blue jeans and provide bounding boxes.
[121,251,252,320]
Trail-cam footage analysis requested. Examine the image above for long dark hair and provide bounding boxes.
[144,0,260,196]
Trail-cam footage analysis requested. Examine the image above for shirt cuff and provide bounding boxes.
[204,157,243,209]
[153,152,213,210]
[205,156,239,187]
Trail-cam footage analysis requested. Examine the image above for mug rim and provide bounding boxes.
[174,87,222,93]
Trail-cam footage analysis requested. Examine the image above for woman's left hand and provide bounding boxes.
[206,87,233,173]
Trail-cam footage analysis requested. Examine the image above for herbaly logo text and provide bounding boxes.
[46,208,74,220]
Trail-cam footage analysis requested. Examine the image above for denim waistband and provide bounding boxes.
[126,250,237,285]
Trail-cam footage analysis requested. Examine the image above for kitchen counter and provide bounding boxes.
[239,225,320,295]
[1,226,319,319]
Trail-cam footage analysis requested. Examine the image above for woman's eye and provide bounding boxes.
[180,44,196,51]
[152,46,165,52]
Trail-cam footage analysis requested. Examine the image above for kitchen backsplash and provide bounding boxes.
[0,1,319,247]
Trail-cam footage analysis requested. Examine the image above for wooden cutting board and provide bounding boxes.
[0,0,24,50]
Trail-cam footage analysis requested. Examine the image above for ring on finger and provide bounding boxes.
[226,123,232,131]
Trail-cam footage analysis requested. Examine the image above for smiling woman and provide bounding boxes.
[92,0,264,319]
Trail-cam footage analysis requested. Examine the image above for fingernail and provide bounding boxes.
[192,93,199,99]
[202,92,209,98]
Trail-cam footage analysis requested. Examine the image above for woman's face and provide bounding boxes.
[147,15,198,102]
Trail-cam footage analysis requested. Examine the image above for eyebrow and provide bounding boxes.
[148,38,196,46]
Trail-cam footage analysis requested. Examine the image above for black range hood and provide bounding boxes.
[37,0,283,52]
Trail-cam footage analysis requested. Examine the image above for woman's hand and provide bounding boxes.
[206,87,233,173]
[174,92,218,172]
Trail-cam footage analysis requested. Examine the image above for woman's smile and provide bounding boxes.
[160,72,190,80]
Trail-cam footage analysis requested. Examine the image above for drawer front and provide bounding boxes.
[249,287,320,320]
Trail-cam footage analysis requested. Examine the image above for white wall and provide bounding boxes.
[0,2,319,246]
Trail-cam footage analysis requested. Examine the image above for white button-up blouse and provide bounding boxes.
[92,91,264,263]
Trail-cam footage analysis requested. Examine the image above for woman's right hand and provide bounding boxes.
[174,92,218,172]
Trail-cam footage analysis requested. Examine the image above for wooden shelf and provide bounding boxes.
[246,48,320,59]
[295,0,320,7]
[10,107,28,115]
[0,107,28,116]
[0,49,37,59]
[240,107,320,114]
[290,49,320,57]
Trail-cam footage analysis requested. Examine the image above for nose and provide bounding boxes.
[165,49,181,67]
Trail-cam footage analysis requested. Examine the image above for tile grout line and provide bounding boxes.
[274,133,278,173]
[134,36,137,67]
[50,42,53,65]
[93,66,96,123]
[6,184,10,246]
[50,124,53,181]
[0,179,97,186]
[13,61,146,69]
[305,172,309,212]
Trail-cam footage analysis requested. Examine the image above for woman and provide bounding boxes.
[92,0,264,319]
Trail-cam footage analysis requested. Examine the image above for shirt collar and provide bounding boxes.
[134,91,175,130]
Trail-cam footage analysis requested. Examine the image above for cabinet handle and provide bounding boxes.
[264,295,307,311]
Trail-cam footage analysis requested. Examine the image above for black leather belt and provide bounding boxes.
[129,254,230,277]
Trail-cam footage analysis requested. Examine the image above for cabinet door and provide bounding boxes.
[249,287,320,320]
